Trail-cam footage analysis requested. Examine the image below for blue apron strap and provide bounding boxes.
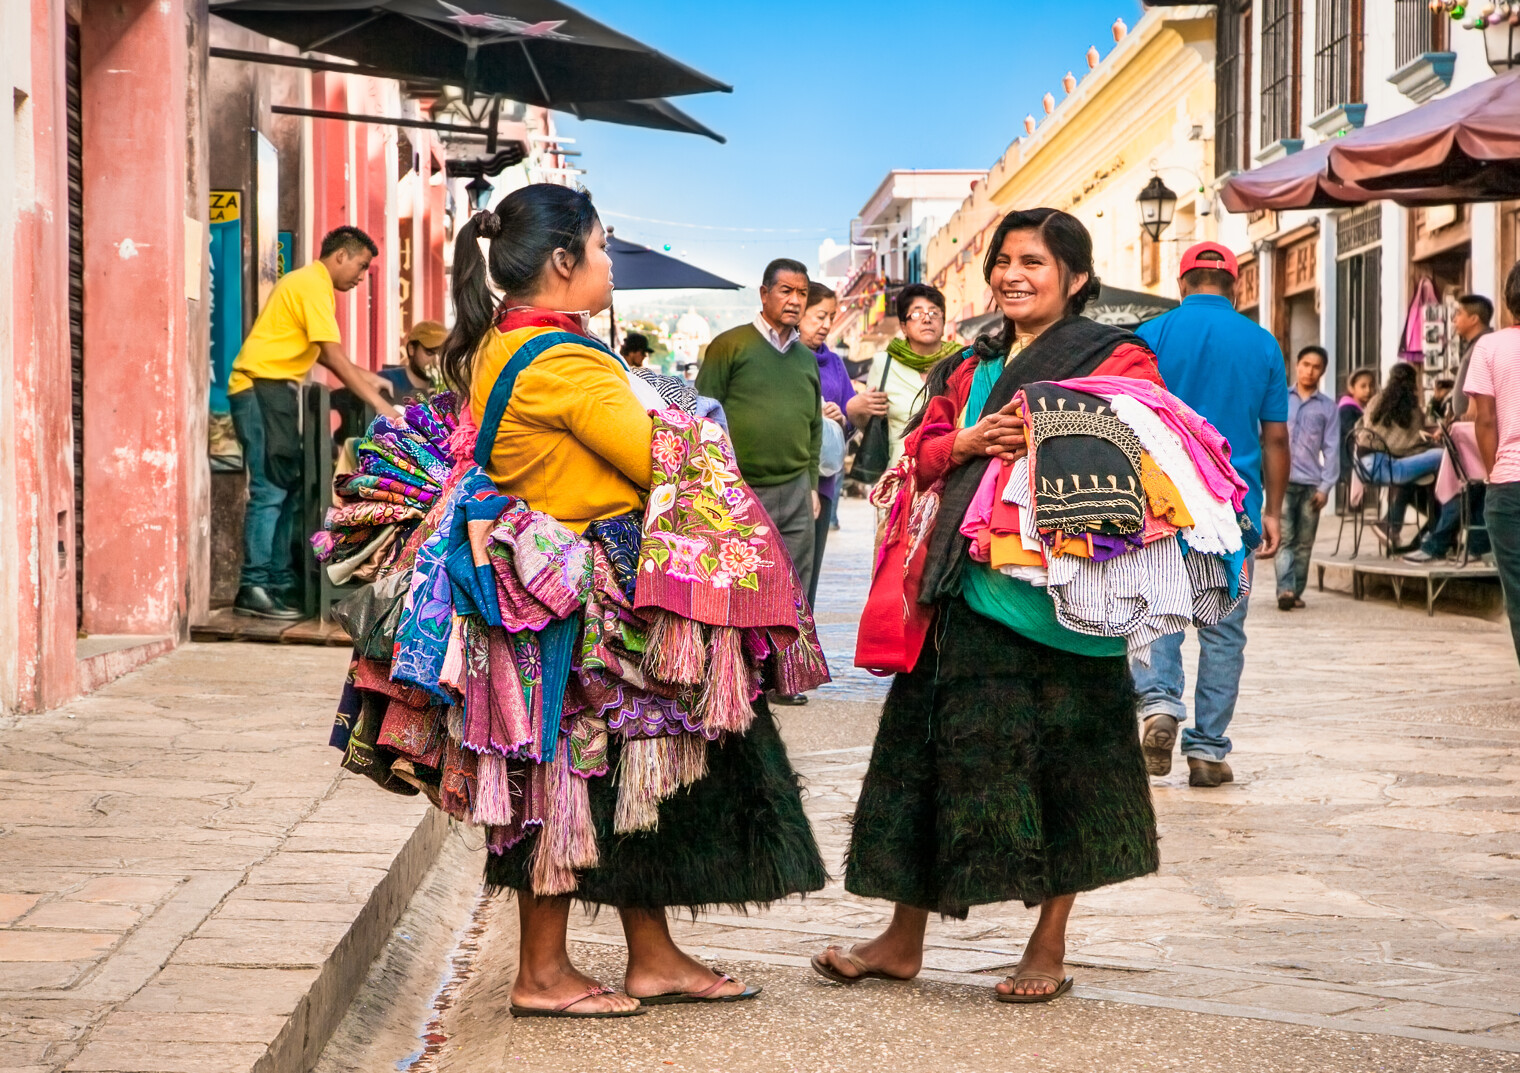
[473,330,625,468]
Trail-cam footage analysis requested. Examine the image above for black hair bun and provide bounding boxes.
[477,211,503,239]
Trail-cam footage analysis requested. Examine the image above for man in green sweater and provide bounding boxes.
[698,258,822,701]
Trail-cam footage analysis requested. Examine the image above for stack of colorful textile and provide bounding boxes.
[959,377,1257,662]
[328,399,828,897]
[312,393,457,582]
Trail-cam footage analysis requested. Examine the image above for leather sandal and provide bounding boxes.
[633,972,761,1006]
[810,946,914,986]
[995,972,1074,1004]
[509,985,645,1018]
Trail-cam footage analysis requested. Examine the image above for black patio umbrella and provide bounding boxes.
[566,99,724,144]
[209,0,731,105]
[605,233,738,348]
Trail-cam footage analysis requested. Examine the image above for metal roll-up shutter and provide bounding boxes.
[66,20,85,630]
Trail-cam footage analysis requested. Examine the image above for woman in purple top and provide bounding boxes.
[799,283,887,606]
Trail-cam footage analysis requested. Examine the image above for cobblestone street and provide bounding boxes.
[314,498,1520,1073]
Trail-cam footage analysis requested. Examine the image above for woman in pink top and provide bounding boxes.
[1467,262,1520,664]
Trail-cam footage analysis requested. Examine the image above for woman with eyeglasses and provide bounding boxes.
[867,284,965,469]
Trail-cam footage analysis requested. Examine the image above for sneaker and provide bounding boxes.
[1186,757,1234,788]
[1141,714,1178,776]
[1293,597,1305,609]
[1277,592,1295,611]
[234,585,303,620]
[1402,549,1435,564]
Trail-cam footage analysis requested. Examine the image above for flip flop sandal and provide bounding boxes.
[995,973,1074,1004]
[510,985,646,1019]
[810,947,912,986]
[634,972,762,1006]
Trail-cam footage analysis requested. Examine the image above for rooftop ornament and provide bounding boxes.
[1431,0,1520,71]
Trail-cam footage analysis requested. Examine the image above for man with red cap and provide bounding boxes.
[1130,242,1290,788]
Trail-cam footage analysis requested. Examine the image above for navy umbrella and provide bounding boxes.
[608,235,740,291]
[605,233,738,348]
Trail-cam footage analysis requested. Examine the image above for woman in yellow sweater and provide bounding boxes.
[440,184,823,1018]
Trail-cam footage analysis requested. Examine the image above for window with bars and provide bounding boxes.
[1395,0,1447,66]
[1215,0,1248,175]
[1315,0,1363,116]
[1261,0,1302,148]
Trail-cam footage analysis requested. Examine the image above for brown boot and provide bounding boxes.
[1187,757,1234,787]
[1141,714,1178,776]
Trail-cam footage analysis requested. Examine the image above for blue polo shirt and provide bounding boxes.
[1136,294,1290,528]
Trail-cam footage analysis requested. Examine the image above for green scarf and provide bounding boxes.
[885,336,962,375]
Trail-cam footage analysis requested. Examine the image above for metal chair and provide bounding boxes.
[1344,425,1436,559]
[1437,416,1487,567]
[1333,425,1369,556]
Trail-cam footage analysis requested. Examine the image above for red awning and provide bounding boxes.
[1220,70,1520,212]
[1332,69,1520,191]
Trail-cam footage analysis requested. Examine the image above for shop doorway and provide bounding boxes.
[1282,292,1320,376]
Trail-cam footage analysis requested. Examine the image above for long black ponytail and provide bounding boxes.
[440,183,600,394]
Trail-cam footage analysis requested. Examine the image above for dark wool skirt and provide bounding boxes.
[845,598,1159,918]
[485,698,827,911]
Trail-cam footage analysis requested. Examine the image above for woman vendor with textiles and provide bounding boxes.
[442,184,824,1017]
[813,208,1162,1003]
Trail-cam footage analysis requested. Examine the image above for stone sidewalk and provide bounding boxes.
[0,643,442,1073]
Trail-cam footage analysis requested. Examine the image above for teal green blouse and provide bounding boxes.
[952,349,1127,658]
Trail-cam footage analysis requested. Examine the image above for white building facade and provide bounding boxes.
[1202,0,1510,393]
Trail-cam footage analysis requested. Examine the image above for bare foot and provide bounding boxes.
[994,939,1066,998]
[815,938,921,982]
[511,965,640,1015]
[625,947,748,1000]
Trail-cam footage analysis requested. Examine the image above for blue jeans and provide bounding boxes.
[1274,483,1321,598]
[1420,485,1488,557]
[1487,482,1520,667]
[1363,448,1444,528]
[229,389,298,591]
[1130,561,1253,762]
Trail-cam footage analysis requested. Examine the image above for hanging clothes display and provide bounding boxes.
[953,377,1257,663]
[312,393,456,576]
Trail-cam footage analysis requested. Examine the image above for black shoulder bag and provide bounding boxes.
[848,354,895,485]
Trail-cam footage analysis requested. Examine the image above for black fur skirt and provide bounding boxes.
[844,597,1158,918]
[484,698,826,911]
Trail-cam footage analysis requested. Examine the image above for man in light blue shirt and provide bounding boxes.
[1277,345,1339,610]
[1131,243,1290,788]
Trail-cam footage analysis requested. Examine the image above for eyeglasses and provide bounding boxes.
[903,309,944,324]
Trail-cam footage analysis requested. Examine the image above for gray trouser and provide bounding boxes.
[753,472,815,589]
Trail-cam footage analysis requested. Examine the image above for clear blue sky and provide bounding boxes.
[560,0,1146,287]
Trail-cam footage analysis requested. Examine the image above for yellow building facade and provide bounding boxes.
[927,5,1218,329]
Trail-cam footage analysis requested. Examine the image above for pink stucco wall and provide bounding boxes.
[9,0,78,711]
[80,0,202,636]
[6,0,208,711]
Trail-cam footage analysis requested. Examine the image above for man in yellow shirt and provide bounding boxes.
[229,226,400,619]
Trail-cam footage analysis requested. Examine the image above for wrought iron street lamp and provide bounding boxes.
[1137,174,1178,242]
[465,176,495,212]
